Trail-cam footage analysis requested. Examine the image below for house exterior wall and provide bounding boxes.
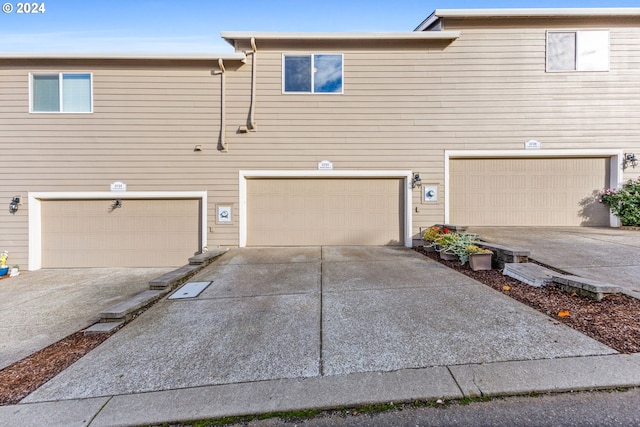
[1,12,639,268]
[0,60,229,266]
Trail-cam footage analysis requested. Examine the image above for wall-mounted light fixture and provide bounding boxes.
[194,145,203,152]
[624,153,638,169]
[9,196,20,214]
[412,173,422,189]
[109,199,122,212]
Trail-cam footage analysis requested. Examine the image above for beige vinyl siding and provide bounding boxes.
[1,17,639,267]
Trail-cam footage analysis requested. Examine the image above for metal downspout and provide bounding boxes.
[217,58,227,152]
[240,37,257,132]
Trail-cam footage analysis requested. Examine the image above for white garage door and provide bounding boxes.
[449,157,610,226]
[247,178,404,246]
[41,199,201,267]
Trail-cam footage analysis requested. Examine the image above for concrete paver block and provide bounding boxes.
[99,289,167,322]
[503,262,556,287]
[553,274,622,301]
[149,264,200,290]
[83,321,123,335]
[188,247,229,265]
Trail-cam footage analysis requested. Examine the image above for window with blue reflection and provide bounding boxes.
[283,54,343,94]
[313,54,342,93]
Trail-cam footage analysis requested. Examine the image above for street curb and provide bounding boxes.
[2,354,639,427]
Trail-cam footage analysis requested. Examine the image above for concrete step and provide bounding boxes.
[188,247,229,265]
[503,262,555,287]
[99,289,168,322]
[84,321,124,335]
[148,264,200,290]
[553,274,622,301]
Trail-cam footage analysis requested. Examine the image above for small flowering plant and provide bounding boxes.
[422,225,452,246]
[423,226,444,243]
[465,245,492,254]
[597,177,640,226]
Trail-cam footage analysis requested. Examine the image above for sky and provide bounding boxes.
[0,0,638,53]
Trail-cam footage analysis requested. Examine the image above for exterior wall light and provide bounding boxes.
[412,173,422,189]
[9,196,20,214]
[624,153,638,169]
[110,199,122,212]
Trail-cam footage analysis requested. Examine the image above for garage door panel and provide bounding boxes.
[450,158,610,226]
[42,199,200,268]
[247,178,403,246]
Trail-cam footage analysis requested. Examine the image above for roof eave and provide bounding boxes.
[221,31,460,46]
[414,11,441,32]
[431,7,640,19]
[0,52,247,61]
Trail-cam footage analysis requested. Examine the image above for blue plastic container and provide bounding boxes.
[0,267,8,276]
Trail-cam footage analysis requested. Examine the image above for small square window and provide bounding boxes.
[546,30,609,72]
[283,54,343,94]
[30,73,92,113]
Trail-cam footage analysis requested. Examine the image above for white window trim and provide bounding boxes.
[546,30,610,73]
[444,149,623,227]
[282,53,344,94]
[27,191,207,270]
[238,170,412,247]
[29,72,94,114]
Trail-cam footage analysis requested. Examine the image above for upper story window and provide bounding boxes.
[283,54,343,94]
[30,73,93,113]
[546,30,609,72]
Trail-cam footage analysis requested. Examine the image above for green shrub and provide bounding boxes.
[437,233,479,264]
[598,177,640,226]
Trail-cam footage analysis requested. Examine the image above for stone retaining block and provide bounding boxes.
[553,274,622,301]
[479,242,530,269]
[503,263,555,287]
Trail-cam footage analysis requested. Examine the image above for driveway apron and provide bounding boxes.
[24,247,615,403]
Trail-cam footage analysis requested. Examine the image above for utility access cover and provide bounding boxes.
[168,282,212,300]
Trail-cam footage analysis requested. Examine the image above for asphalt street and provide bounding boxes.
[222,388,640,427]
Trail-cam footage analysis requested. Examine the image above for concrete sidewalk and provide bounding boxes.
[3,245,639,426]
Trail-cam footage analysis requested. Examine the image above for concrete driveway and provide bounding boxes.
[468,227,640,296]
[0,267,171,370]
[23,246,615,403]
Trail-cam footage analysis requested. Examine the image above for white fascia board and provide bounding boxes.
[415,7,640,31]
[240,170,413,178]
[221,31,460,44]
[432,8,640,18]
[0,52,247,61]
[28,191,207,199]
